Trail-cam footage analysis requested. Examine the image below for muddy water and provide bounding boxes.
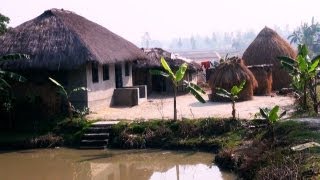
[0,148,236,180]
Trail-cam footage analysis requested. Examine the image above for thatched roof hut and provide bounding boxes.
[209,57,258,101]
[135,48,201,72]
[133,48,201,94]
[0,8,147,70]
[242,27,296,90]
[247,64,273,95]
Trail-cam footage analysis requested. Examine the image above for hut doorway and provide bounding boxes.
[152,75,166,92]
[115,63,123,88]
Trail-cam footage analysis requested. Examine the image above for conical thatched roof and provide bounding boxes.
[135,48,201,72]
[242,27,296,90]
[0,9,147,70]
[209,57,258,101]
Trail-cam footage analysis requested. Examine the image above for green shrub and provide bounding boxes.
[53,117,91,145]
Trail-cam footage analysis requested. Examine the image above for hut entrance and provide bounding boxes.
[151,75,166,92]
[115,63,123,88]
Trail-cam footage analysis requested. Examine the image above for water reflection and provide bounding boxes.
[0,148,235,180]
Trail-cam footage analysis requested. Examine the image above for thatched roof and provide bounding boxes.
[242,27,296,90]
[209,57,258,101]
[0,9,147,70]
[135,48,201,72]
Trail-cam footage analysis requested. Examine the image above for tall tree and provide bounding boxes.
[177,37,183,49]
[0,13,10,36]
[190,36,196,50]
[142,32,151,48]
[288,17,320,56]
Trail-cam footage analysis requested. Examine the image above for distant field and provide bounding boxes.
[172,49,244,61]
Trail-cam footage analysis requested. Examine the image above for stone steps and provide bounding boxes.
[79,122,116,149]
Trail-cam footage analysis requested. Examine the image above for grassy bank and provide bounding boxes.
[109,118,244,152]
[108,118,320,179]
[0,117,92,149]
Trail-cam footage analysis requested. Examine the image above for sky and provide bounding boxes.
[1,0,320,43]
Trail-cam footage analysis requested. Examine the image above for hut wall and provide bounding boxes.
[122,62,133,87]
[248,67,272,95]
[67,65,88,110]
[132,69,152,95]
[86,62,133,111]
[86,63,115,111]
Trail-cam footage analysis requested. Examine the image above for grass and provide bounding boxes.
[109,118,244,152]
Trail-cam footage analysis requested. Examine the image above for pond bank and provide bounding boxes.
[2,117,320,179]
[107,118,320,179]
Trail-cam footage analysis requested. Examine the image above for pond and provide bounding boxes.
[0,148,236,180]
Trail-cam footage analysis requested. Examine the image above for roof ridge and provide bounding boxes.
[51,9,97,62]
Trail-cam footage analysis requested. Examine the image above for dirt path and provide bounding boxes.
[87,94,295,121]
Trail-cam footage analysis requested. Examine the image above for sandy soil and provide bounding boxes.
[87,93,295,121]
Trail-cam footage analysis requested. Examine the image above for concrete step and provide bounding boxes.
[79,121,118,149]
[82,133,110,140]
[86,126,112,133]
[80,139,108,147]
[79,145,108,149]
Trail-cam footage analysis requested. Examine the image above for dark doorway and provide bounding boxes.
[152,75,166,92]
[115,63,123,88]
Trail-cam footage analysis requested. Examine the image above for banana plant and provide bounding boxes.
[278,44,320,113]
[150,57,205,121]
[0,54,29,92]
[216,81,246,120]
[49,77,89,119]
[259,105,286,142]
[0,53,29,116]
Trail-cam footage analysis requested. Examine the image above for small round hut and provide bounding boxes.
[247,64,273,95]
[242,27,296,90]
[209,56,258,101]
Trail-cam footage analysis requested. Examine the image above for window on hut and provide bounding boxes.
[92,63,99,83]
[103,64,109,81]
[125,62,130,76]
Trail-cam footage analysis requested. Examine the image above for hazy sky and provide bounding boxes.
[1,0,319,43]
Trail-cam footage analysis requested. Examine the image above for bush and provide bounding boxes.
[53,117,91,145]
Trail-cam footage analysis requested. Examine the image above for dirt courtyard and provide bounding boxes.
[87,93,295,120]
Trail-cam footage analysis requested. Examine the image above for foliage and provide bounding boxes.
[259,105,286,142]
[259,106,286,125]
[150,57,205,120]
[288,17,320,56]
[0,54,29,93]
[278,44,320,114]
[0,53,29,119]
[49,77,89,118]
[0,13,9,36]
[53,117,92,145]
[216,80,246,119]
